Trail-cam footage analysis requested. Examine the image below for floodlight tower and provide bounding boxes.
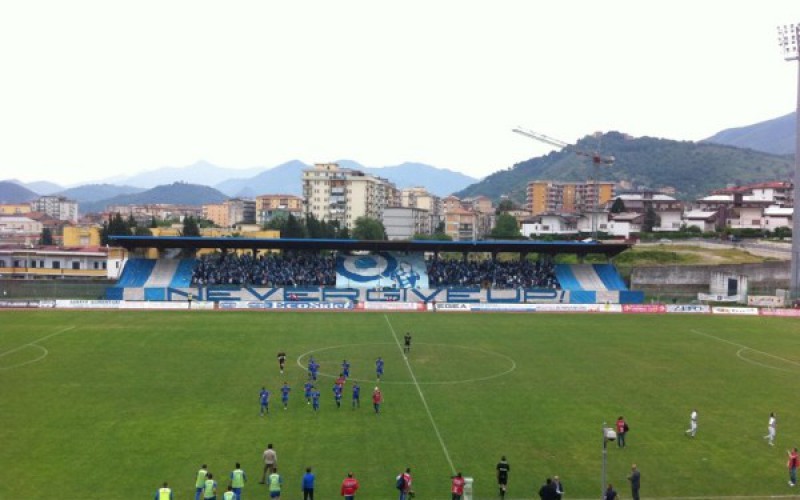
[777,23,800,299]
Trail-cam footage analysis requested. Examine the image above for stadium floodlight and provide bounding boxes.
[776,23,800,300]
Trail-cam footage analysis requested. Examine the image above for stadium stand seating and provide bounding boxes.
[593,263,628,291]
[115,259,156,287]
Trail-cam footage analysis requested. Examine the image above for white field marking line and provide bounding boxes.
[0,326,75,358]
[295,342,517,385]
[736,347,799,373]
[383,314,456,475]
[690,329,800,368]
[0,344,48,371]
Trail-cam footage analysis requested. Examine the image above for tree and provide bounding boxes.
[490,213,521,239]
[283,214,308,238]
[305,213,323,239]
[352,216,386,240]
[107,213,130,237]
[610,198,626,214]
[149,216,158,228]
[496,199,516,214]
[182,216,200,237]
[39,227,54,246]
[134,226,153,236]
[642,206,659,233]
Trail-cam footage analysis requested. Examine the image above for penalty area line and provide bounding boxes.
[383,314,456,474]
[0,326,76,359]
[690,329,800,369]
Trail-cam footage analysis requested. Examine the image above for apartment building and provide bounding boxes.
[255,194,304,225]
[527,181,615,216]
[302,163,399,229]
[31,195,78,223]
[203,198,256,228]
[383,207,432,240]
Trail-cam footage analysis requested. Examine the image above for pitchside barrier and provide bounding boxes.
[5,299,800,316]
[106,285,646,305]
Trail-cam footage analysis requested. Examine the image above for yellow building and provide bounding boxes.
[0,203,31,216]
[62,226,102,247]
[527,181,615,216]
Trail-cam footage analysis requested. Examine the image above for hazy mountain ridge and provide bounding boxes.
[703,112,796,155]
[80,182,228,214]
[0,181,40,204]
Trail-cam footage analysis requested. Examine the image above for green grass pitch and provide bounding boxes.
[2,310,800,499]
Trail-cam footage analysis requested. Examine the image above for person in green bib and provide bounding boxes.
[222,485,236,500]
[154,481,172,500]
[268,467,283,499]
[230,462,246,500]
[195,465,209,500]
[203,472,218,500]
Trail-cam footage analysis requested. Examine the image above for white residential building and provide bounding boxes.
[31,195,78,223]
[382,207,432,240]
[302,163,399,229]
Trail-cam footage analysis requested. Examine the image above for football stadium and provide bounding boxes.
[2,236,800,500]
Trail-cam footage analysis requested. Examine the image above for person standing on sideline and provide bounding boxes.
[496,456,510,499]
[268,468,283,499]
[628,464,641,500]
[260,387,270,416]
[352,383,361,409]
[604,483,618,500]
[396,468,412,500]
[302,467,315,500]
[376,357,384,380]
[230,462,246,500]
[261,444,277,483]
[280,382,291,410]
[341,472,360,500]
[154,481,173,500]
[685,409,698,437]
[538,478,557,500]
[404,332,412,355]
[451,472,465,500]
[195,465,209,500]
[552,475,564,500]
[788,448,799,486]
[277,351,287,374]
[616,416,628,448]
[765,412,777,446]
[372,386,383,414]
[203,473,217,500]
[222,485,236,500]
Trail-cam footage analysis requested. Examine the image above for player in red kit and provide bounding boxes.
[451,472,465,500]
[616,416,628,448]
[341,472,359,499]
[373,387,383,414]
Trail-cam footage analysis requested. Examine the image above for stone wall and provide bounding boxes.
[630,261,789,294]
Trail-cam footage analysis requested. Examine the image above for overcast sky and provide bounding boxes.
[0,0,798,185]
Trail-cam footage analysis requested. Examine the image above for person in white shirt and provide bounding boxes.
[764,412,777,446]
[685,409,698,437]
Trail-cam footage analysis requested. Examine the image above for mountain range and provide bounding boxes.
[0,111,796,210]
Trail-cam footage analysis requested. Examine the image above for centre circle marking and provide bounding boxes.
[296,342,516,385]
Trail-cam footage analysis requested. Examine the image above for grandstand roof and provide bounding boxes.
[109,235,632,257]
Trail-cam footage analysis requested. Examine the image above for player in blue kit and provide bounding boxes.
[259,387,270,416]
[309,359,319,381]
[304,380,314,404]
[376,357,384,380]
[311,388,321,412]
[333,383,343,408]
[280,382,291,410]
[352,383,360,409]
[342,359,351,378]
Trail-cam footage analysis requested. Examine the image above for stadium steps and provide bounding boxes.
[570,264,608,291]
[169,259,195,288]
[144,259,179,287]
[116,259,156,287]
[554,264,582,290]
[123,287,145,301]
[593,264,628,290]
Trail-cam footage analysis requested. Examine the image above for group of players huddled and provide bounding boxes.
[260,334,412,418]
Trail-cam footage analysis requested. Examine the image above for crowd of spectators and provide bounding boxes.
[191,253,337,287]
[190,252,559,289]
[426,258,559,289]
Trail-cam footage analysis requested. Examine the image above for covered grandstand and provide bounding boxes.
[107,236,643,304]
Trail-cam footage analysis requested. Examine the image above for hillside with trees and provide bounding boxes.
[456,132,794,202]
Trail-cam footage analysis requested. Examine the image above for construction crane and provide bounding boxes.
[512,127,615,241]
[511,127,615,165]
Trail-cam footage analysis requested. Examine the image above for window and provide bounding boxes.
[72,262,80,270]
[52,261,60,269]
[30,260,37,268]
